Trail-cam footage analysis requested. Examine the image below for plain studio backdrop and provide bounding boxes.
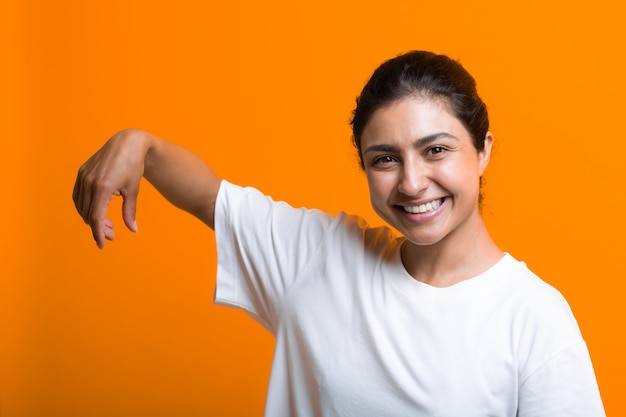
[1,0,623,415]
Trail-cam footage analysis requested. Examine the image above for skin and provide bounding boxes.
[74,99,502,286]
[73,128,221,249]
[360,96,503,287]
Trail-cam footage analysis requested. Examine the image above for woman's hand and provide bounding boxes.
[73,129,152,249]
[73,128,221,249]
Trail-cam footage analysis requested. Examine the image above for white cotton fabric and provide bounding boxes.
[214,180,605,417]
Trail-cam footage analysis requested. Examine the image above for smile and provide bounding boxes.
[401,198,444,214]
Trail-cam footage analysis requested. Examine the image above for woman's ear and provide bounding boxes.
[478,132,494,175]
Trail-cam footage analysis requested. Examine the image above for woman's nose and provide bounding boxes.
[397,161,428,196]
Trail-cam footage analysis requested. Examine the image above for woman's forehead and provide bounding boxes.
[362,97,466,143]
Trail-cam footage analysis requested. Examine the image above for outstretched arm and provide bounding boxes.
[73,128,221,249]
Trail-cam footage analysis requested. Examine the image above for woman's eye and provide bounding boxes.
[426,146,446,156]
[373,155,395,165]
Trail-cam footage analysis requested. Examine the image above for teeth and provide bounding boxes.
[403,199,443,214]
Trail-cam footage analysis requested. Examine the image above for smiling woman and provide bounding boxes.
[73,51,606,416]
[360,98,495,274]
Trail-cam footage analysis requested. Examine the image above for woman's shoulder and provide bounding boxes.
[218,180,399,250]
[498,254,565,296]
[497,254,580,332]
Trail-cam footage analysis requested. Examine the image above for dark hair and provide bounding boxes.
[350,51,489,170]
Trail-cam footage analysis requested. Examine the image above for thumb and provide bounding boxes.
[121,189,139,233]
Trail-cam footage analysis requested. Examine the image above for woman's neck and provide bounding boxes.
[400,219,503,288]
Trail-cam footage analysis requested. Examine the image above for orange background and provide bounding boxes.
[1,0,624,415]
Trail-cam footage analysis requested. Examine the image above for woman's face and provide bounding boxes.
[360,96,492,247]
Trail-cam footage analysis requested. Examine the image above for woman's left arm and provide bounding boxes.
[518,341,605,417]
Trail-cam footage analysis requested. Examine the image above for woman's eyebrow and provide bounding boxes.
[363,144,400,154]
[363,132,457,155]
[412,132,457,149]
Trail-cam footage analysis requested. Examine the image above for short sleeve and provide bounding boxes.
[213,180,337,334]
[518,341,605,417]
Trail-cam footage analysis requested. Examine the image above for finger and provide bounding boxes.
[121,186,139,233]
[104,218,115,242]
[74,165,90,224]
[72,170,81,215]
[78,164,99,226]
[87,184,116,249]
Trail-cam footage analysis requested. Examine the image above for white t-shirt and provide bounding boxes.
[214,181,605,417]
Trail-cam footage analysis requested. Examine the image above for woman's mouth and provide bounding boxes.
[401,198,444,214]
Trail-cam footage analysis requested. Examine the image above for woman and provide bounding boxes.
[73,51,605,416]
